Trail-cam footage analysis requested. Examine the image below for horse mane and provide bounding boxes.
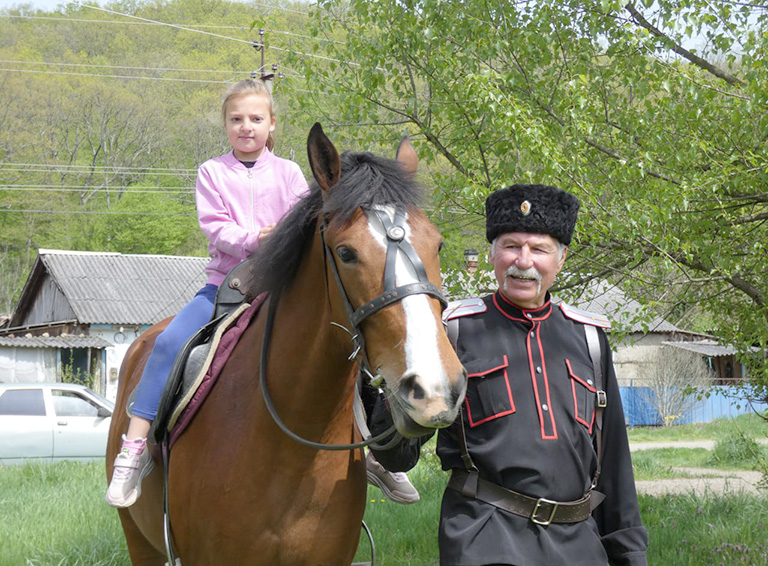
[243,150,423,299]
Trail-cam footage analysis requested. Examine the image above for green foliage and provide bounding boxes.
[290,0,768,396]
[707,429,768,470]
[0,0,314,310]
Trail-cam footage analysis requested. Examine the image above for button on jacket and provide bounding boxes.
[436,291,648,566]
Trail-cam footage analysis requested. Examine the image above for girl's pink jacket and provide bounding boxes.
[196,149,310,286]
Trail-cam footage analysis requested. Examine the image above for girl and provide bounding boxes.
[106,78,309,508]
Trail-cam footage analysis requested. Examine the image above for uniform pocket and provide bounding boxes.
[566,359,596,433]
[463,355,515,427]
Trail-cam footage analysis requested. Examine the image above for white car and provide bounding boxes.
[0,383,114,464]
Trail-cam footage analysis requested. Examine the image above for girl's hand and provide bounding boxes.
[258,223,277,242]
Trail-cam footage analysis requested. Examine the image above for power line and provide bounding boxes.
[0,186,193,193]
[0,208,194,216]
[1,163,197,174]
[0,66,232,83]
[0,59,250,75]
[0,14,331,43]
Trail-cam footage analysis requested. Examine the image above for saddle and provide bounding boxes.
[127,260,265,446]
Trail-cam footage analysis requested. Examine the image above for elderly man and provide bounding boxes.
[371,184,648,566]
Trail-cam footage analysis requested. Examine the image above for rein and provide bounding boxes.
[258,206,447,451]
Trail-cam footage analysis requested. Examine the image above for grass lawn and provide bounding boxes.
[2,413,767,565]
[626,411,768,443]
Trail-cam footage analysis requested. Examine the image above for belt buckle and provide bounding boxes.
[531,497,558,525]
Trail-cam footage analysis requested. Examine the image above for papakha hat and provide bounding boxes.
[485,184,579,245]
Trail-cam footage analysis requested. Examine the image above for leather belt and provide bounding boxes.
[448,469,602,525]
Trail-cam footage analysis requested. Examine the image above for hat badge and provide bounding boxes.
[520,200,531,216]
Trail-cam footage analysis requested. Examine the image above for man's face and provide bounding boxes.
[489,232,567,309]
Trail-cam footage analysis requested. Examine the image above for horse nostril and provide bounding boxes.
[399,374,425,401]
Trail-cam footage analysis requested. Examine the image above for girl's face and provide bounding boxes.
[224,93,275,161]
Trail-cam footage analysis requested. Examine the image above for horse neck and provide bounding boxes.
[265,228,359,436]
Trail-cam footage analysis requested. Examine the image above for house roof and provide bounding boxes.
[564,279,684,334]
[0,335,112,349]
[10,250,208,327]
[663,340,742,358]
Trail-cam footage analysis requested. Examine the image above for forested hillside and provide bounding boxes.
[3,0,768,396]
[0,0,321,312]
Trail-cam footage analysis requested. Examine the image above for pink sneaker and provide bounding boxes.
[105,436,155,508]
[365,451,420,504]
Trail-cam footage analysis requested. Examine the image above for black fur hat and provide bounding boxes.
[485,184,579,245]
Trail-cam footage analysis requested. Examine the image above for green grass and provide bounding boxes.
[3,415,768,566]
[626,411,768,443]
[0,461,128,566]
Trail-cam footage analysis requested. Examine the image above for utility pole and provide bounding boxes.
[251,28,283,93]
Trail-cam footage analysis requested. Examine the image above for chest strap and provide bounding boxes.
[448,468,604,525]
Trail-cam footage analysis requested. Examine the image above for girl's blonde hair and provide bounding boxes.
[221,78,276,151]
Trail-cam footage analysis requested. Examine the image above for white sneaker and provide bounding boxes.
[365,451,420,504]
[105,438,155,508]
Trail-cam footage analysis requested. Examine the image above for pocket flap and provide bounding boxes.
[464,355,509,378]
[565,359,597,391]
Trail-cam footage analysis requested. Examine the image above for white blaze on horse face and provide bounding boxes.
[366,206,449,417]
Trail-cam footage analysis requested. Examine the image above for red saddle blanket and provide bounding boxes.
[169,295,266,449]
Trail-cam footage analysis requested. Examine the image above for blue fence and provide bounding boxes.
[619,385,768,426]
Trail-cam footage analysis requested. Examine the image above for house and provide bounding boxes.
[0,250,208,400]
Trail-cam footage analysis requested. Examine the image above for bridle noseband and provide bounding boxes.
[259,205,447,451]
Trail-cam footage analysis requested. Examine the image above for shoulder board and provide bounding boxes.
[443,298,487,321]
[559,302,612,329]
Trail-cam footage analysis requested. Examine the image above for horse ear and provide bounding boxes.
[396,135,418,174]
[307,123,341,193]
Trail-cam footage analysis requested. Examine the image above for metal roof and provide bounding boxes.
[36,250,208,325]
[0,335,112,349]
[663,340,741,358]
[563,279,683,334]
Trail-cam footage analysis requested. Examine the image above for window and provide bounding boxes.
[0,389,46,416]
[52,390,101,417]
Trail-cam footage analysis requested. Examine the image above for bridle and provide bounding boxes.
[259,205,447,451]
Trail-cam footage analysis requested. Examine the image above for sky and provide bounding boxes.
[0,0,96,12]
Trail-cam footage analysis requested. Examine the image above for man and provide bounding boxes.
[372,184,648,565]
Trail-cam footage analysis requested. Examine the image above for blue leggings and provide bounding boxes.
[131,284,217,420]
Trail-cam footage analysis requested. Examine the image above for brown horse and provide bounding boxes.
[106,124,467,566]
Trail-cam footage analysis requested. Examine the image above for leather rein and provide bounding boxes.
[259,206,447,451]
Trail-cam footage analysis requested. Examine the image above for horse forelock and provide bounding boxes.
[246,150,424,297]
[322,151,422,220]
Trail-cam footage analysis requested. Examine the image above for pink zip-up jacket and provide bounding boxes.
[196,149,310,286]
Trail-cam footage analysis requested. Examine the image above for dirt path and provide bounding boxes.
[629,441,766,496]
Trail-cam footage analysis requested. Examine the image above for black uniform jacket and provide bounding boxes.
[373,291,648,566]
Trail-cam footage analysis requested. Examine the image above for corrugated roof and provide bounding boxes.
[664,340,741,358]
[564,279,682,334]
[38,250,208,325]
[0,335,112,349]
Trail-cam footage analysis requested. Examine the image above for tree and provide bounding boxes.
[287,0,768,398]
[637,346,712,426]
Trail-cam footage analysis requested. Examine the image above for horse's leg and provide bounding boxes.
[116,508,166,566]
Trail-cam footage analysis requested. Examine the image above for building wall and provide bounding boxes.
[0,347,58,382]
[17,275,77,326]
[89,325,149,401]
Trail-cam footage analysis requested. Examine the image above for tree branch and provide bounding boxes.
[624,3,745,86]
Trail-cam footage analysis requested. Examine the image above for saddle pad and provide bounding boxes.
[168,293,266,449]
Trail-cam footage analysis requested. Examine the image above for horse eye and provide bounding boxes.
[336,246,357,263]
[438,240,444,254]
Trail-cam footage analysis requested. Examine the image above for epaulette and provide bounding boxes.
[559,302,612,329]
[443,297,487,322]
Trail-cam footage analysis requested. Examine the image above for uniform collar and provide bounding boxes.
[492,290,553,321]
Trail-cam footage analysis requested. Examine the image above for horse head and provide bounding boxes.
[307,123,467,437]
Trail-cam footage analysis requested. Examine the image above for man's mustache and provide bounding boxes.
[505,266,542,282]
